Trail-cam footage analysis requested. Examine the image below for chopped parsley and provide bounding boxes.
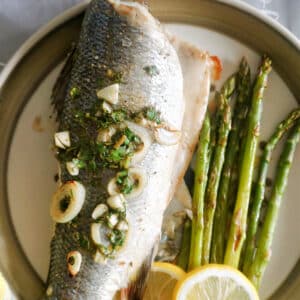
[99,245,113,256]
[79,233,90,250]
[96,126,142,168]
[143,65,159,76]
[144,107,161,124]
[109,229,126,248]
[71,158,86,169]
[111,110,127,123]
[116,170,136,195]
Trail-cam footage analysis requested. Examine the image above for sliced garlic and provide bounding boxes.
[54,131,71,149]
[97,83,119,104]
[107,177,120,196]
[116,220,129,231]
[97,127,116,143]
[0,272,11,300]
[92,203,109,220]
[46,285,53,296]
[136,116,149,127]
[126,121,152,165]
[185,209,193,220]
[102,101,113,113]
[66,160,79,176]
[93,250,107,264]
[125,168,148,200]
[107,213,119,228]
[91,223,111,246]
[50,181,85,223]
[114,135,127,149]
[67,251,82,277]
[107,194,125,212]
[154,127,181,146]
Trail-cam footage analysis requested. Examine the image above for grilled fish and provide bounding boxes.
[45,0,184,299]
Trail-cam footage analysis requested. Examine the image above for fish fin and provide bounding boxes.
[122,242,158,300]
[51,45,76,120]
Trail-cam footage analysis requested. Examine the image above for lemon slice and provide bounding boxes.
[0,272,10,300]
[143,262,186,300]
[173,264,259,300]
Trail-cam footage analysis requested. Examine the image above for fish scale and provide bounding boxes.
[46,0,183,299]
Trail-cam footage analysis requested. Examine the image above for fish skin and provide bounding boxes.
[46,0,183,299]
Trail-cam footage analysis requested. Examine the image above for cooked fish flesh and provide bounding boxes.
[169,37,214,196]
[45,0,184,299]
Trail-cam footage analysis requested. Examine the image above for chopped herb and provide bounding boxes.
[110,147,127,163]
[79,233,90,250]
[60,196,71,213]
[144,107,161,124]
[70,87,80,98]
[68,256,75,265]
[109,229,126,248]
[99,245,113,256]
[89,160,97,171]
[72,158,86,169]
[116,170,136,195]
[116,170,128,183]
[124,127,141,144]
[111,110,127,123]
[143,65,159,76]
[96,127,142,168]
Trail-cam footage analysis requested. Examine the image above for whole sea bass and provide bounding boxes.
[45,0,184,299]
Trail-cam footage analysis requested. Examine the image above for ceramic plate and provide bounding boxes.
[0,1,299,299]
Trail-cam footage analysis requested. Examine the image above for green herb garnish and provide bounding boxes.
[111,110,127,123]
[79,234,90,250]
[144,107,161,124]
[116,170,135,195]
[143,65,159,76]
[110,229,126,248]
[99,245,113,256]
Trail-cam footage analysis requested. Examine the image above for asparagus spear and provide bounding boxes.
[177,218,192,271]
[224,56,272,268]
[188,113,211,270]
[242,108,300,273]
[211,58,251,263]
[202,76,235,265]
[247,119,300,288]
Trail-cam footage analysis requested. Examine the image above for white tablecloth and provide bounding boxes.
[0,0,299,69]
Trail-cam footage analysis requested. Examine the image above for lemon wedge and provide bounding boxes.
[173,264,259,300]
[143,262,186,300]
[0,272,10,300]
